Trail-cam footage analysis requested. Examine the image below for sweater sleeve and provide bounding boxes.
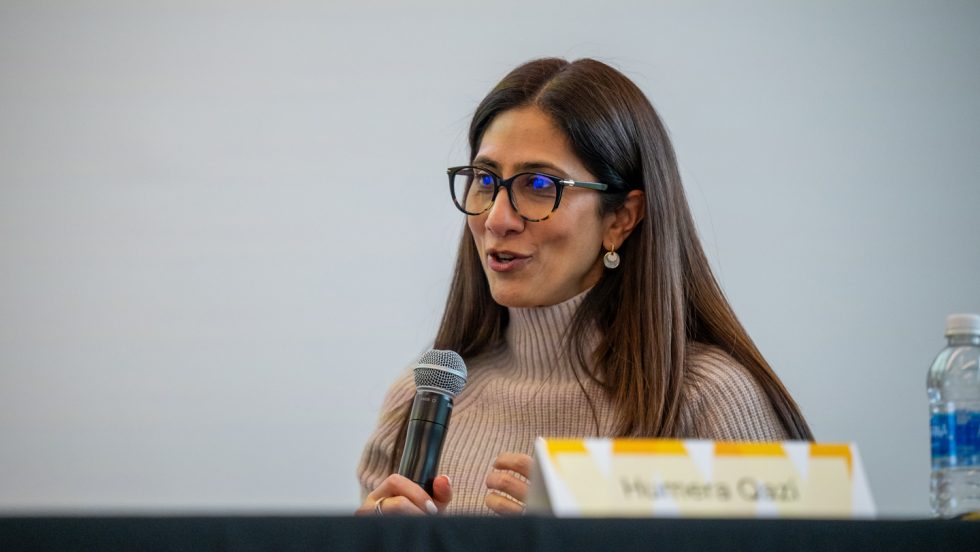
[677,344,790,441]
[355,366,416,499]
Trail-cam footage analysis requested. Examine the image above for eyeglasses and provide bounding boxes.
[447,166,610,222]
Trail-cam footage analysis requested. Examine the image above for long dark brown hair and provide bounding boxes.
[434,58,813,440]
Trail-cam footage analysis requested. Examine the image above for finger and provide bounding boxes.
[485,469,529,502]
[431,475,453,512]
[365,474,438,515]
[354,501,376,516]
[492,453,534,479]
[379,495,427,516]
[485,490,525,516]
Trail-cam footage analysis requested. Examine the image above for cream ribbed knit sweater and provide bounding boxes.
[357,291,789,515]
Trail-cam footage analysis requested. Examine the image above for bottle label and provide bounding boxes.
[931,410,980,469]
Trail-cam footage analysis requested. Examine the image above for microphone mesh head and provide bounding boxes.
[414,349,468,397]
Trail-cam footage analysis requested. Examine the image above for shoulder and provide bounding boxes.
[678,342,789,441]
[356,362,416,496]
[683,343,766,404]
[379,364,417,412]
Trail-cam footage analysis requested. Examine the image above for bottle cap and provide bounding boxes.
[945,313,980,337]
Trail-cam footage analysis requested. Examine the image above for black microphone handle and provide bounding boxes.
[397,390,453,496]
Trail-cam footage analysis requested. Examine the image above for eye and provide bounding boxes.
[472,170,494,189]
[529,175,553,190]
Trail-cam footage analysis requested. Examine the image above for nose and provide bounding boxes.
[484,188,524,237]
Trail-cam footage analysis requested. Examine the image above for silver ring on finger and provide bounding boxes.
[374,496,388,516]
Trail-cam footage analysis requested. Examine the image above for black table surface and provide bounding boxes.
[2,515,977,551]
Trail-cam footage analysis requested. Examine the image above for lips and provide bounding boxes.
[486,249,531,273]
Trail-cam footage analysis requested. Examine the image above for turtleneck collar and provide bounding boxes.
[504,286,593,378]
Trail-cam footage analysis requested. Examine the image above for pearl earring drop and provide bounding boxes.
[603,244,620,269]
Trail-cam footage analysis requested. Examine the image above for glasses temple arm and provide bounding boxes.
[560,179,609,191]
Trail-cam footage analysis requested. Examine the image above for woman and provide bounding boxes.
[356,58,813,516]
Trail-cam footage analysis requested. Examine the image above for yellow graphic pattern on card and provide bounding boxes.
[810,444,852,476]
[613,439,686,455]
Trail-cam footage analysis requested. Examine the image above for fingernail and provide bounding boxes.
[444,476,452,486]
[425,500,438,515]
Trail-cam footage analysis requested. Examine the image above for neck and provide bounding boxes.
[504,287,593,377]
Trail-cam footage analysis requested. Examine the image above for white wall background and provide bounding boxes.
[1,0,978,516]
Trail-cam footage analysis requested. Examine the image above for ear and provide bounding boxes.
[602,190,645,250]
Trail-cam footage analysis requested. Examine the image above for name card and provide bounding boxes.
[526,438,875,518]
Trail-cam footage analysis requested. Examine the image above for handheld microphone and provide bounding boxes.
[397,349,468,496]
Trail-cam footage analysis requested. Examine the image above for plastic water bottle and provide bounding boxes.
[928,313,980,517]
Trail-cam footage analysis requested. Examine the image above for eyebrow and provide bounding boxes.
[472,157,570,178]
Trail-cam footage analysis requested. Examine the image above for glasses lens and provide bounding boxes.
[452,168,495,215]
[511,173,558,220]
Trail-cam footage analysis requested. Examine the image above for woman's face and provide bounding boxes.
[468,106,613,308]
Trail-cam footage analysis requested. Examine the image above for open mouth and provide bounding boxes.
[487,251,530,272]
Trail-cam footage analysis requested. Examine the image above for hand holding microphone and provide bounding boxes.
[356,350,467,516]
